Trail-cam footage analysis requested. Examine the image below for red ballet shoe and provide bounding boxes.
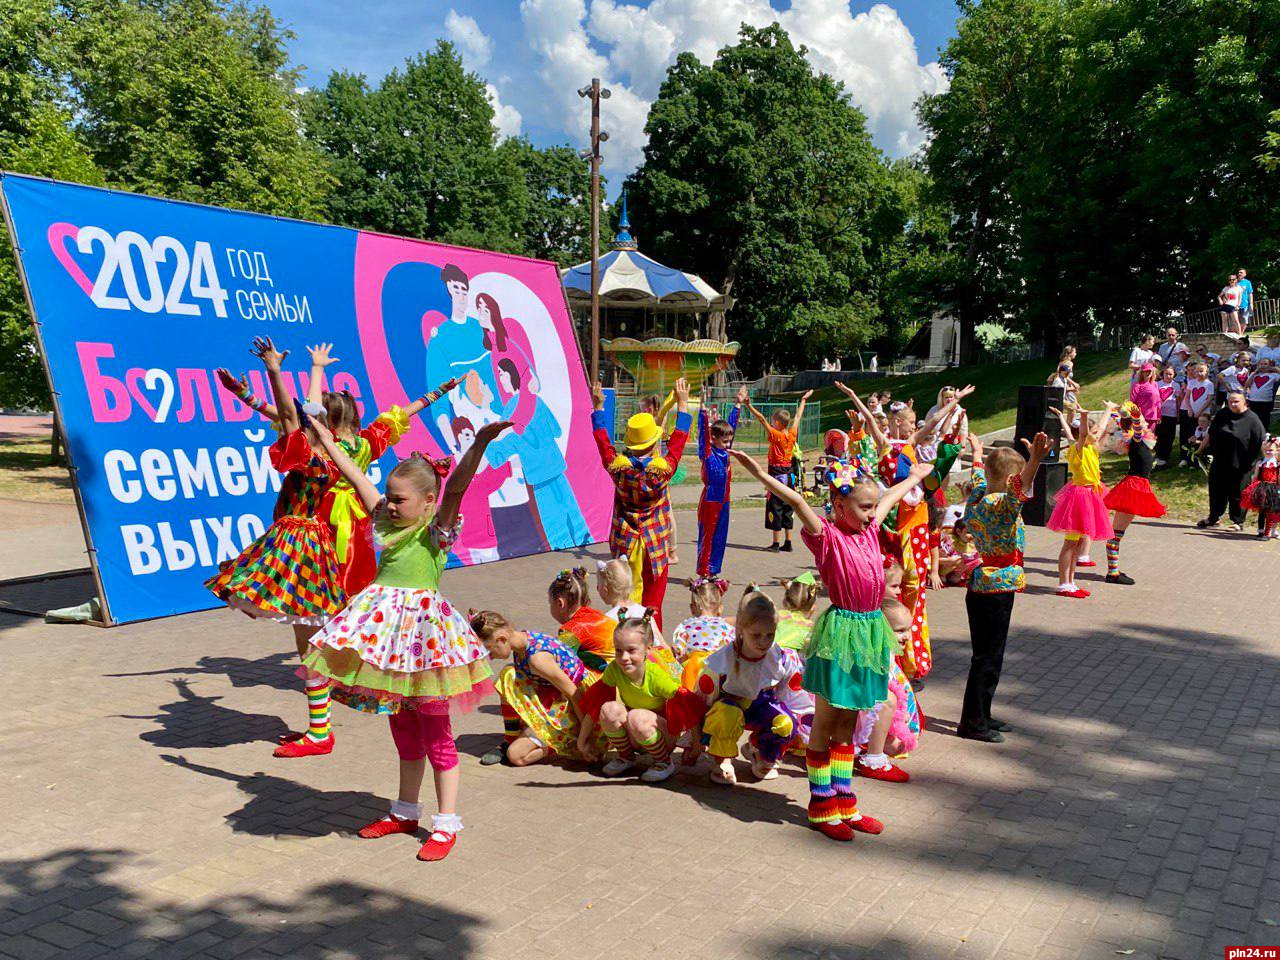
[1056,588,1090,599]
[856,758,910,783]
[358,817,419,839]
[847,814,884,835]
[417,831,457,862]
[1076,559,1097,567]
[273,733,334,758]
[810,820,855,841]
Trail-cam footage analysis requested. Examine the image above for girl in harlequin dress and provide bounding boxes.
[1046,403,1118,598]
[206,337,347,759]
[1101,403,1166,585]
[731,449,936,841]
[1242,436,1280,539]
[299,417,507,863]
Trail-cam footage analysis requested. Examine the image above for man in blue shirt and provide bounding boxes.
[1238,267,1255,332]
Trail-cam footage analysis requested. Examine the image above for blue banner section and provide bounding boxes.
[0,175,609,623]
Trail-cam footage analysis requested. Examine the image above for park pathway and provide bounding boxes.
[0,502,1277,960]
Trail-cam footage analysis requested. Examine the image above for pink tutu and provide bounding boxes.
[1046,482,1114,540]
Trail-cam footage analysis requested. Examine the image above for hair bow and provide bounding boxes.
[293,398,326,429]
[691,575,730,595]
[829,457,875,495]
[408,450,453,479]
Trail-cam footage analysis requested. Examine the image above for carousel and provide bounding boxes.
[561,197,738,398]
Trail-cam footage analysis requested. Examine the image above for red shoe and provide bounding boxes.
[1077,559,1097,567]
[1056,588,1090,599]
[847,814,884,835]
[417,831,457,861]
[856,759,910,783]
[358,817,419,839]
[273,733,334,758]
[810,820,855,841]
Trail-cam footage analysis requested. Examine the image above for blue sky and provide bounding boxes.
[266,0,961,179]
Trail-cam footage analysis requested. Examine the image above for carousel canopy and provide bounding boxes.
[561,195,732,312]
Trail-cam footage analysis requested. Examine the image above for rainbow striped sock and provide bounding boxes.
[305,679,331,742]
[806,749,839,823]
[603,726,634,759]
[500,700,522,745]
[635,730,671,765]
[1106,531,1124,576]
[830,743,857,820]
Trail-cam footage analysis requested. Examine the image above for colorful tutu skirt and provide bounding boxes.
[205,515,346,626]
[1046,482,1115,540]
[801,606,893,711]
[1103,476,1167,518]
[1242,480,1280,515]
[493,666,604,757]
[300,583,493,714]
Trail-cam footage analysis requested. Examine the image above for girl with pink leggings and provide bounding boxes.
[301,413,507,862]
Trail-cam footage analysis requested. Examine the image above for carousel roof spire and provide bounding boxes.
[612,192,638,250]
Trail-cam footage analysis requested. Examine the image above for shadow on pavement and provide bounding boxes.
[107,651,301,693]
[0,846,484,958]
[118,678,291,749]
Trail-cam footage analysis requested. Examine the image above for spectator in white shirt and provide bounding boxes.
[1255,332,1280,368]
[1246,359,1280,427]
[1179,362,1214,466]
[1128,334,1156,380]
[1219,274,1244,335]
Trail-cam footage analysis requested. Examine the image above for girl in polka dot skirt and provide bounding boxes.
[300,415,509,863]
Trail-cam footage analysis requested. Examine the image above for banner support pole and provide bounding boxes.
[0,173,115,626]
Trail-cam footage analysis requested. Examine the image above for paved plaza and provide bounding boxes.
[1,497,1278,960]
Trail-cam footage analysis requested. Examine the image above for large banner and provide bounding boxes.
[0,174,610,624]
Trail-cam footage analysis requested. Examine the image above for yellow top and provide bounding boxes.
[1067,443,1101,488]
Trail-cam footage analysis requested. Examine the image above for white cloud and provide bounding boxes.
[486,83,523,138]
[517,0,946,175]
[445,9,493,68]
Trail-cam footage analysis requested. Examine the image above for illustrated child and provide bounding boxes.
[1101,403,1167,585]
[473,611,595,767]
[577,613,702,782]
[696,386,747,576]
[687,588,806,784]
[671,576,735,691]
[746,389,813,552]
[216,343,452,596]
[549,567,616,673]
[591,378,691,629]
[301,415,506,862]
[958,432,1051,742]
[1242,436,1280,539]
[1046,403,1117,597]
[447,417,513,564]
[731,448,937,840]
[206,337,348,759]
[853,599,921,783]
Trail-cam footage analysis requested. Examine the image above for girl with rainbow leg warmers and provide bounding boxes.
[298,415,505,863]
[731,447,937,841]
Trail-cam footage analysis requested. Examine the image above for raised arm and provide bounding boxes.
[590,381,619,467]
[436,419,513,531]
[835,382,887,452]
[746,398,770,430]
[402,376,463,419]
[251,336,298,433]
[215,368,279,422]
[305,342,339,405]
[911,384,976,446]
[874,461,934,526]
[730,449,823,535]
[1018,432,1051,492]
[1090,402,1117,446]
[792,390,813,431]
[1047,406,1076,445]
[310,419,381,513]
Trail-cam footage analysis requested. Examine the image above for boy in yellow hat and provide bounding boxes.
[591,378,691,631]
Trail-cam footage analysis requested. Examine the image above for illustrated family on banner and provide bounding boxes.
[415,261,591,563]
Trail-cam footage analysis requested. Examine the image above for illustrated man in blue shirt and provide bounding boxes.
[424,264,501,455]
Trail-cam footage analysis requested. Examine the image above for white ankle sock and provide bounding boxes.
[861,752,891,770]
[390,800,423,821]
[431,812,463,834]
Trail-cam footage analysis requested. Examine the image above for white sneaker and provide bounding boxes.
[1154,459,1168,468]
[641,760,677,782]
[602,757,636,777]
[751,758,779,780]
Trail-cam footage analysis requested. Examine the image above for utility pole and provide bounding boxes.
[578,78,610,383]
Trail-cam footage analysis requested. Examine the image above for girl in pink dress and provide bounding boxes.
[731,450,935,842]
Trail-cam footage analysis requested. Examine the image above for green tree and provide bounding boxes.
[303,42,591,265]
[625,24,896,372]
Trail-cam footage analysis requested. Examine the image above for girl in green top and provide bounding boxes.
[577,614,684,783]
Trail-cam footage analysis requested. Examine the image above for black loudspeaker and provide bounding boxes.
[1015,385,1065,463]
[1022,461,1068,526]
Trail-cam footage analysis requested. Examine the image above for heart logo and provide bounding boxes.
[1255,376,1270,389]
[1192,386,1206,402]
[125,368,175,423]
[47,222,94,296]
